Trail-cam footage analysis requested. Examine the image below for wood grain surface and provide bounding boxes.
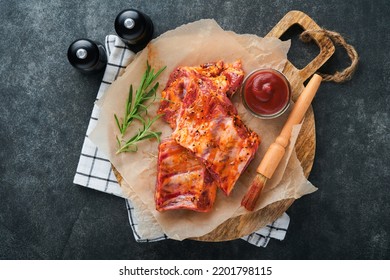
[114,10,335,242]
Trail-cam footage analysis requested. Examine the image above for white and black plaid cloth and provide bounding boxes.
[73,35,290,247]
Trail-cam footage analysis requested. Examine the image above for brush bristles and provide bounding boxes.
[241,174,268,211]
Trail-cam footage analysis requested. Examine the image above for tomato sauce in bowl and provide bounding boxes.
[241,69,291,119]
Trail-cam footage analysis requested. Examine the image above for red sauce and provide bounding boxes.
[243,69,290,117]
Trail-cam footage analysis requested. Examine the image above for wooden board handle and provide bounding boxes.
[266,10,335,100]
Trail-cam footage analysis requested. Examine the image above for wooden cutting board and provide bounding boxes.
[114,10,335,241]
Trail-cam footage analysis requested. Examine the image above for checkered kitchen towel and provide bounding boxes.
[73,35,290,247]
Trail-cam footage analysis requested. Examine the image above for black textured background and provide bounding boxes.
[0,0,389,259]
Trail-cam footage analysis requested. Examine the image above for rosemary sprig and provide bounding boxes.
[116,115,163,153]
[115,61,166,154]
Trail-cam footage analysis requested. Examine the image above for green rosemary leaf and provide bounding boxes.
[138,68,148,93]
[131,114,146,124]
[151,113,164,123]
[141,131,162,142]
[116,135,121,147]
[114,114,121,133]
[127,85,133,116]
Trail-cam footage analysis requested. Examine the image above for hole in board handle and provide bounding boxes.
[280,24,320,71]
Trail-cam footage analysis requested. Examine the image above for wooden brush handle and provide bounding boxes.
[257,74,322,178]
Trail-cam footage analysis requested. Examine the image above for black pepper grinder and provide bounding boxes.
[67,39,107,73]
[114,9,154,52]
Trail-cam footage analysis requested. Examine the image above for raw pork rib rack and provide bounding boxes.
[156,61,260,212]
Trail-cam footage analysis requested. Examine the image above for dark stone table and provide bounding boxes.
[0,0,388,259]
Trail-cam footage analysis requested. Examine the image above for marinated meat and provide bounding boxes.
[172,75,260,195]
[158,61,244,128]
[155,138,217,212]
[156,60,260,212]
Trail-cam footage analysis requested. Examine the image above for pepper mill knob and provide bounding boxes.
[114,9,154,52]
[67,39,107,73]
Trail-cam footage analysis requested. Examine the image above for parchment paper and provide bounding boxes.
[89,19,317,240]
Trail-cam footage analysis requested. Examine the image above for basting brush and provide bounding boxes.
[241,74,323,211]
